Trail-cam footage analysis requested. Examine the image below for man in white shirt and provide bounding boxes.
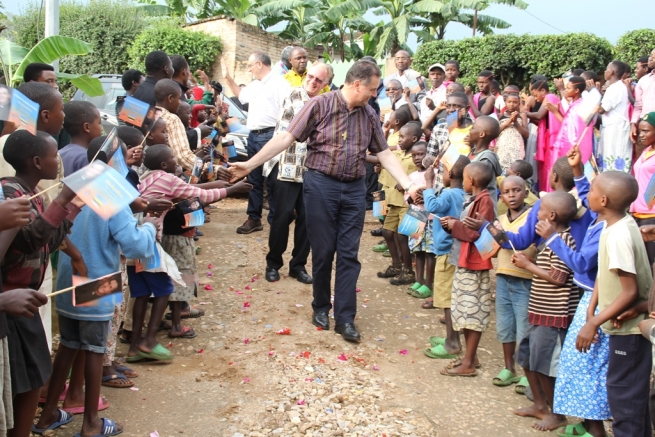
[383,50,421,88]
[223,52,292,234]
[419,63,447,125]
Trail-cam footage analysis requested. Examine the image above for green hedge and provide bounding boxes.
[128,20,223,73]
[615,29,655,64]
[413,33,614,90]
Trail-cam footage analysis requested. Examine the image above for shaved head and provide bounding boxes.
[541,191,578,225]
[474,115,500,140]
[501,175,525,190]
[466,162,493,188]
[595,171,639,211]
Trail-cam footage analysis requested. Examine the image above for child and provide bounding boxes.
[467,115,502,204]
[422,155,469,358]
[438,161,496,376]
[36,144,159,437]
[468,70,496,118]
[1,131,82,437]
[497,159,538,216]
[427,91,473,161]
[139,145,252,339]
[631,112,655,266]
[491,176,536,388]
[511,191,580,432]
[491,80,505,113]
[383,105,413,149]
[597,61,632,172]
[443,60,460,87]
[59,100,103,176]
[376,122,420,285]
[577,171,652,437]
[421,82,465,138]
[496,93,529,173]
[405,142,434,298]
[142,117,169,147]
[179,101,200,151]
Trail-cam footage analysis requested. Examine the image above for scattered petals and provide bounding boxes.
[236,291,243,295]
[204,284,213,290]
[197,348,204,354]
[245,285,251,290]
[207,263,213,269]
[242,377,250,384]
[337,353,348,362]
[167,342,173,348]
[295,303,303,307]
[372,365,380,371]
[297,399,305,405]
[251,276,258,282]
[356,287,362,293]
[316,326,323,331]
[301,351,311,359]
[268,350,276,356]
[243,302,251,308]
[398,349,409,355]
[150,432,160,437]
[229,286,234,291]
[276,328,291,335]
[207,271,212,276]
[130,387,139,391]
[244,338,250,344]
[318,357,326,364]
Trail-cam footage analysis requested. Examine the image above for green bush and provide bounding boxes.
[414,33,614,90]
[128,20,223,73]
[10,0,148,75]
[615,29,655,64]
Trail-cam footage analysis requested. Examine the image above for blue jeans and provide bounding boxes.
[246,130,275,223]
[495,274,530,344]
[303,170,365,325]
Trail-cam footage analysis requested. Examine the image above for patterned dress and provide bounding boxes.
[495,114,526,173]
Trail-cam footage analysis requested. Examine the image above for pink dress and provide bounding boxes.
[553,97,594,162]
[535,94,562,192]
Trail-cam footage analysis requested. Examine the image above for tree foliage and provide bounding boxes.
[414,33,614,89]
[614,29,655,64]
[128,20,222,72]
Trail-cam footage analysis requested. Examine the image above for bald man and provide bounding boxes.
[383,50,421,88]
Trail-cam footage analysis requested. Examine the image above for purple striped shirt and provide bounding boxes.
[286,90,388,181]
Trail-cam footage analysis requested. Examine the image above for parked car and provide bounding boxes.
[72,74,249,159]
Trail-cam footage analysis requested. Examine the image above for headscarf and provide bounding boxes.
[190,104,206,128]
[192,87,204,102]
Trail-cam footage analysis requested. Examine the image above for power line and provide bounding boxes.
[523,9,566,34]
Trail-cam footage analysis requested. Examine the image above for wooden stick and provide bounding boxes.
[28,182,63,200]
[574,124,591,149]
[46,285,75,298]
[508,239,518,254]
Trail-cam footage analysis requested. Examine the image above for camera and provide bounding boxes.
[209,80,223,94]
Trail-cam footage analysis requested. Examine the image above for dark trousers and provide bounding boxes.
[303,170,365,325]
[635,217,655,270]
[246,130,275,224]
[365,162,379,210]
[607,334,652,437]
[266,164,310,273]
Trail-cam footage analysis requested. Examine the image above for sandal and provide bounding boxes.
[115,364,138,378]
[406,282,422,294]
[73,417,123,437]
[409,284,433,298]
[158,320,172,331]
[429,336,445,347]
[137,343,173,361]
[492,368,521,387]
[32,409,74,434]
[557,423,593,437]
[378,265,402,278]
[423,344,459,359]
[101,373,134,388]
[63,397,109,415]
[168,326,197,338]
[39,382,68,403]
[389,268,416,286]
[372,243,388,253]
[421,299,435,310]
[514,376,529,394]
[440,366,478,377]
[126,354,144,363]
[446,357,481,369]
[118,331,132,344]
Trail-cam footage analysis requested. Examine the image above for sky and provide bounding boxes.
[6,0,655,48]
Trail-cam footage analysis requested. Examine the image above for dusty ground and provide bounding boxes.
[43,198,598,437]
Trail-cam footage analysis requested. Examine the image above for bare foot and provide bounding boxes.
[533,413,567,431]
[513,404,548,419]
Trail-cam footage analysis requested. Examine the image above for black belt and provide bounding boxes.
[250,127,275,135]
[307,169,362,183]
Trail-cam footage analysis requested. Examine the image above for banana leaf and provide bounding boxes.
[57,73,105,97]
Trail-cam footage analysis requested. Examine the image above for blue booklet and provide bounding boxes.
[135,242,161,272]
[398,209,429,238]
[179,197,205,227]
[9,89,39,135]
[645,173,655,209]
[474,220,508,260]
[372,190,387,219]
[118,96,150,128]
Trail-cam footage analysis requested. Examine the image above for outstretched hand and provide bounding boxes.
[228,162,252,183]
[567,144,582,168]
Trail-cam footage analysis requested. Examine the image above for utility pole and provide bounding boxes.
[45,0,60,71]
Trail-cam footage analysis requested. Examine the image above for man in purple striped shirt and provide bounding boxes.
[230,61,419,343]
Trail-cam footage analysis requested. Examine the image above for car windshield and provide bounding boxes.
[76,81,125,111]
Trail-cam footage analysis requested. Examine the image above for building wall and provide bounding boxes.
[185,16,324,96]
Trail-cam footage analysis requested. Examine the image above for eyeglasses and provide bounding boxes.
[446,104,465,109]
[306,74,324,84]
[247,61,260,69]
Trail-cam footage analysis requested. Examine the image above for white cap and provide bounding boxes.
[428,63,446,72]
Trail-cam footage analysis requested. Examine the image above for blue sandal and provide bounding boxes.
[74,418,123,437]
[32,409,74,434]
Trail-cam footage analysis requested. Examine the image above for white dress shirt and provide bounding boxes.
[239,71,292,130]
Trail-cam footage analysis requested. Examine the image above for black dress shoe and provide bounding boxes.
[335,323,361,342]
[370,228,383,237]
[265,268,280,282]
[312,311,329,330]
[289,270,313,284]
[195,229,204,237]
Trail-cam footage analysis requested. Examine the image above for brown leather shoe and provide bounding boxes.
[237,218,263,234]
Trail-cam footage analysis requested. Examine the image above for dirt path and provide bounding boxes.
[46,199,583,437]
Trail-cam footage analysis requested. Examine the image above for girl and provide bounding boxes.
[596,61,632,172]
[468,70,496,119]
[496,93,529,173]
[630,112,655,266]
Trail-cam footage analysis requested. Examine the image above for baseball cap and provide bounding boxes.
[429,63,446,72]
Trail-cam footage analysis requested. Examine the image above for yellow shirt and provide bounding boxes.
[496,176,539,216]
[449,126,473,155]
[497,207,537,280]
[283,70,330,94]
[379,149,417,207]
[387,131,400,148]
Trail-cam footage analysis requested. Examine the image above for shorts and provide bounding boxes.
[126,266,174,299]
[432,254,455,309]
[58,315,110,354]
[382,205,408,232]
[515,323,567,377]
[495,274,531,343]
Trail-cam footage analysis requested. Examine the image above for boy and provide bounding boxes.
[141,117,169,147]
[467,115,502,204]
[511,191,580,432]
[421,82,465,138]
[491,176,536,388]
[577,171,652,437]
[497,159,539,216]
[439,162,496,376]
[2,131,82,437]
[376,122,420,285]
[383,105,413,149]
[59,100,103,176]
[36,146,159,437]
[443,60,460,87]
[422,155,469,358]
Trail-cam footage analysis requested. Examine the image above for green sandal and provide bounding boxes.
[556,423,594,437]
[429,336,445,347]
[410,285,433,298]
[423,344,459,359]
[137,343,173,361]
[406,282,422,294]
[126,355,144,363]
[492,368,521,387]
[514,376,529,394]
[372,243,388,253]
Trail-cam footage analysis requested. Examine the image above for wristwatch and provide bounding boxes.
[404,182,415,192]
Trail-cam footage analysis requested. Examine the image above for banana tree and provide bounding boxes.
[0,36,103,96]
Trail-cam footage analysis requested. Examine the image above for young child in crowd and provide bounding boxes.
[422,155,469,358]
[491,80,505,113]
[405,142,435,298]
[469,70,496,118]
[491,176,536,388]
[577,171,653,437]
[497,160,538,217]
[421,82,465,139]
[428,91,473,159]
[511,191,579,432]
[438,162,496,376]
[376,122,420,285]
[59,100,103,176]
[1,131,82,437]
[37,142,158,437]
[443,60,460,87]
[467,115,503,204]
[597,61,632,172]
[139,145,251,339]
[142,117,169,148]
[383,105,413,149]
[496,93,529,173]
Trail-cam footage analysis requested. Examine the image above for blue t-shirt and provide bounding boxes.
[423,187,466,255]
[59,143,89,177]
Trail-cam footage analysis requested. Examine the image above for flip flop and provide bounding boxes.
[39,382,68,403]
[446,357,481,369]
[101,373,134,388]
[557,423,593,437]
[137,343,173,361]
[492,368,521,387]
[168,326,197,339]
[32,409,74,434]
[440,365,478,377]
[429,336,445,347]
[423,344,459,359]
[421,300,435,310]
[406,282,422,294]
[115,364,138,378]
[63,397,109,415]
[514,376,529,395]
[74,417,123,437]
[410,285,433,298]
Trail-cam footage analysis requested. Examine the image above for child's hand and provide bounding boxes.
[464,86,473,96]
[70,254,88,278]
[566,144,582,168]
[612,306,640,329]
[130,197,149,213]
[424,167,435,186]
[439,216,453,230]
[374,164,381,174]
[208,180,231,189]
[126,146,143,166]
[462,212,485,231]
[576,322,599,353]
[437,101,447,112]
[0,197,31,231]
[227,180,253,195]
[535,219,557,239]
[425,97,435,111]
[0,288,48,318]
[640,225,655,242]
[403,87,411,100]
[544,101,558,113]
[511,252,533,269]
[215,166,232,182]
[395,183,405,193]
[147,198,174,213]
[585,79,595,91]
[639,318,655,341]
[414,189,424,204]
